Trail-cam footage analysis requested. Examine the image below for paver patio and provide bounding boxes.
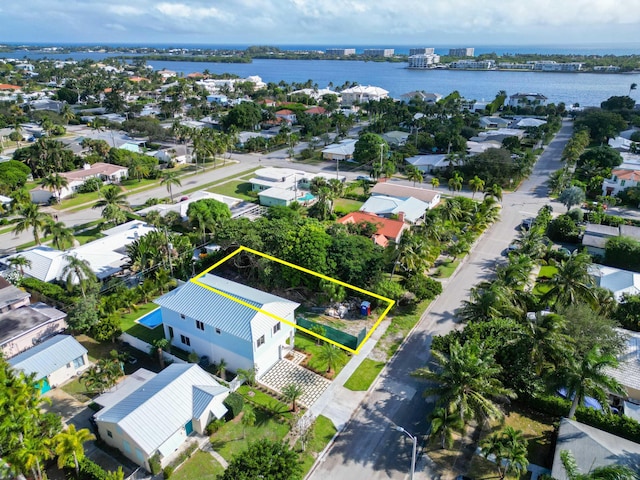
[259,358,331,408]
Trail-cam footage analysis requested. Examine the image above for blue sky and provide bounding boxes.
[1,0,640,46]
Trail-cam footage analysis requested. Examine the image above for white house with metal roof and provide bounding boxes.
[94,364,229,471]
[8,334,89,393]
[589,264,640,301]
[154,275,299,377]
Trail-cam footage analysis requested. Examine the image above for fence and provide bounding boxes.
[297,317,366,350]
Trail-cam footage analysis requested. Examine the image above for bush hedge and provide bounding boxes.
[521,394,640,443]
[75,457,109,480]
[223,392,244,419]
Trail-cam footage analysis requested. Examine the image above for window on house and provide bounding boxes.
[256,335,265,348]
[273,322,281,334]
[168,326,174,338]
[215,328,221,335]
[107,430,113,438]
[196,320,204,331]
[72,356,85,369]
[180,313,186,320]
[180,335,191,346]
[621,180,626,187]
[66,363,71,369]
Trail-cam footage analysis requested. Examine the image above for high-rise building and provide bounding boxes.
[409,48,435,56]
[325,48,356,56]
[363,49,395,57]
[448,48,475,57]
[408,53,441,69]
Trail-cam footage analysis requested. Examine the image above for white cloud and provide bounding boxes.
[1,0,639,44]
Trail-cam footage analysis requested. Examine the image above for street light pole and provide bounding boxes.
[392,426,417,480]
[379,143,384,169]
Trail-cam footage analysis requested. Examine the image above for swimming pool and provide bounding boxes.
[299,192,316,202]
[136,308,163,329]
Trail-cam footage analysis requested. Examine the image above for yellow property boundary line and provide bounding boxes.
[190,246,395,354]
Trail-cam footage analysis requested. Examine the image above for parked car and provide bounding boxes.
[520,217,534,230]
[356,175,374,182]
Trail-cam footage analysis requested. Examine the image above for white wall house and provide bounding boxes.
[154,275,299,377]
[508,93,548,108]
[94,364,229,471]
[8,335,89,393]
[602,167,640,196]
[340,85,389,106]
[30,162,129,204]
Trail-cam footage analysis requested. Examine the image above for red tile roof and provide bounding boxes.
[337,211,406,244]
[305,106,327,115]
[276,109,295,115]
[0,84,21,90]
[613,169,640,181]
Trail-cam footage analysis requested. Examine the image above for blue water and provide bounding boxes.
[137,308,163,329]
[2,47,640,107]
[299,193,316,201]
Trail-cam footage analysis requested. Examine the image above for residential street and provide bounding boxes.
[0,147,355,255]
[308,120,573,480]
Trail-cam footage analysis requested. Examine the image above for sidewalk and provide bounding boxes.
[308,317,391,429]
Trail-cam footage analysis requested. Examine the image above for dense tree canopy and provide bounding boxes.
[353,133,388,164]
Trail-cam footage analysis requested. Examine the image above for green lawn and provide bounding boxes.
[435,260,460,278]
[295,333,349,378]
[172,451,224,480]
[211,406,291,462]
[379,300,430,358]
[52,191,102,210]
[538,265,558,279]
[344,358,385,391]
[299,415,337,475]
[207,181,256,202]
[333,198,363,215]
[60,376,94,403]
[237,385,292,417]
[120,303,164,344]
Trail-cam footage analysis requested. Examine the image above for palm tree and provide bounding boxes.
[551,346,626,419]
[543,252,597,308]
[484,183,503,203]
[448,171,463,192]
[512,226,548,260]
[495,254,533,289]
[241,406,256,439]
[523,312,572,376]
[316,344,346,374]
[429,406,464,449]
[282,383,303,413]
[216,358,227,380]
[161,171,182,202]
[44,219,74,250]
[430,177,440,190]
[560,450,638,480]
[60,104,75,125]
[54,424,95,476]
[13,203,51,245]
[93,184,130,224]
[13,436,51,480]
[458,281,524,323]
[151,338,170,369]
[8,254,32,275]
[412,340,515,425]
[405,166,423,186]
[468,175,485,198]
[481,427,529,480]
[629,83,637,97]
[40,173,69,203]
[62,254,96,298]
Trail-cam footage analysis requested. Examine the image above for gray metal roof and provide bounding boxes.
[95,364,228,455]
[0,278,30,310]
[550,418,640,479]
[192,385,228,419]
[0,303,66,345]
[154,275,299,342]
[8,335,87,379]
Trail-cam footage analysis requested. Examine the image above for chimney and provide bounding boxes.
[398,212,405,222]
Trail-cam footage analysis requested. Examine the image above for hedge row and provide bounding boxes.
[522,394,640,443]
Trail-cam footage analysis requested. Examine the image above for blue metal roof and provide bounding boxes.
[154,275,299,342]
[8,335,87,380]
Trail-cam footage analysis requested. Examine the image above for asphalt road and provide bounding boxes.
[308,120,574,480]
[0,142,360,255]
